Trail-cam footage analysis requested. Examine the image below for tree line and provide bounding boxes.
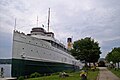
[70,37,120,68]
[105,47,120,68]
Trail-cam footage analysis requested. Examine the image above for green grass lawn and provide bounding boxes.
[109,68,120,78]
[26,70,99,80]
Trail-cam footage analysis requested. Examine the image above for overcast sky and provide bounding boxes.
[0,0,120,59]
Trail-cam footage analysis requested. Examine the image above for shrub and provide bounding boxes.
[52,72,60,75]
[17,76,24,80]
[30,72,42,78]
[63,70,74,73]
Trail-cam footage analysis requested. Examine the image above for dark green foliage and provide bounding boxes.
[63,70,74,73]
[17,76,24,80]
[71,37,101,64]
[30,72,42,78]
[106,47,120,63]
[106,47,120,68]
[52,72,60,75]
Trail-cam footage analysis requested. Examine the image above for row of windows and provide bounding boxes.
[45,40,70,54]
[20,34,68,54]
[21,48,75,64]
[22,48,52,55]
[16,38,72,59]
[28,40,54,50]
[21,45,72,61]
[22,48,38,52]
[20,33,67,52]
[20,35,69,55]
[22,48,63,59]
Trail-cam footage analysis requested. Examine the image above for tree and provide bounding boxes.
[71,37,101,66]
[106,52,113,63]
[106,47,120,68]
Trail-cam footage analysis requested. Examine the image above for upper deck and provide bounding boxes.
[28,27,69,54]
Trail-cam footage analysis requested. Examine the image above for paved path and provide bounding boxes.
[97,67,120,80]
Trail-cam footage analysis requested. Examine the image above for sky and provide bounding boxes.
[0,0,120,59]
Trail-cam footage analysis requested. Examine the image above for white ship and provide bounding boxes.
[12,27,83,77]
[0,9,83,77]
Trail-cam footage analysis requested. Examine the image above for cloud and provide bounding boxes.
[0,0,120,58]
[100,38,120,57]
[0,32,12,58]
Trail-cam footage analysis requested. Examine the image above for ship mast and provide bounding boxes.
[47,8,50,32]
[14,18,16,30]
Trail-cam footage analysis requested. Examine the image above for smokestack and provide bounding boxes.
[67,38,72,50]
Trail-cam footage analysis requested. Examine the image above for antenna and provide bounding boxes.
[14,18,16,30]
[47,8,50,32]
[37,16,38,27]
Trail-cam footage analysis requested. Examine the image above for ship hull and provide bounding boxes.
[12,58,79,77]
